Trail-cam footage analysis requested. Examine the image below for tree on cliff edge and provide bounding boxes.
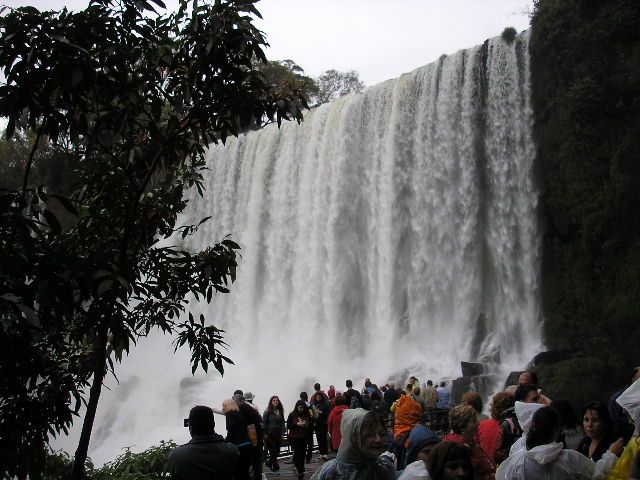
[0,0,307,478]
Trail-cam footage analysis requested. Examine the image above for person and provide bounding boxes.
[477,391,515,464]
[222,398,253,480]
[288,399,312,479]
[496,406,622,480]
[461,392,489,421]
[395,391,424,444]
[437,382,450,409]
[608,378,640,480]
[310,408,396,480]
[243,391,259,412]
[328,386,337,407]
[408,376,421,394]
[577,401,617,461]
[384,381,400,413]
[412,387,428,412]
[370,390,386,425]
[313,383,329,404]
[233,393,264,480]
[427,441,474,480]
[550,399,582,450]
[497,393,521,455]
[508,399,545,455]
[328,394,350,452]
[300,391,318,463]
[443,404,495,480]
[344,380,362,409]
[168,405,239,480]
[609,367,640,442]
[424,381,440,409]
[398,424,441,480]
[263,395,285,474]
[314,391,332,460]
[514,383,541,404]
[517,371,551,405]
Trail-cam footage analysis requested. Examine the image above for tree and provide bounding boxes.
[314,69,366,105]
[256,59,319,111]
[0,0,307,478]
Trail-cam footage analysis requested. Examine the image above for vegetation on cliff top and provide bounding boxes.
[530,0,640,407]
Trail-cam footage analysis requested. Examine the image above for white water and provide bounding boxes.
[53,31,543,465]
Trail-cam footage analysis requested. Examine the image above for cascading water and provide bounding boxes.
[55,31,543,465]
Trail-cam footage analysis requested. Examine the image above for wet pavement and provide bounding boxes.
[263,452,335,479]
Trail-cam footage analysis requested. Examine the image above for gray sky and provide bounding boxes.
[3,0,534,85]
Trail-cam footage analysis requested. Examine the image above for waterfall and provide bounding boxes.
[55,31,543,465]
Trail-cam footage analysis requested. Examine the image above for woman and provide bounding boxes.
[577,401,616,462]
[443,404,496,480]
[311,408,396,480]
[496,406,622,480]
[477,392,515,464]
[263,395,285,474]
[314,391,332,460]
[398,424,441,480]
[222,398,252,480]
[328,394,350,452]
[288,399,312,480]
[427,441,474,480]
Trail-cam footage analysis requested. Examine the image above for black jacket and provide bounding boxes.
[168,434,239,480]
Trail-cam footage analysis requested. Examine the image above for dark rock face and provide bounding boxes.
[451,373,497,405]
[461,362,488,377]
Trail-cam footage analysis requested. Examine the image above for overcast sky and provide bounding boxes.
[3,0,534,86]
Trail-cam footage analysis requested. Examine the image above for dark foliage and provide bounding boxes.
[530,0,640,408]
[0,0,306,478]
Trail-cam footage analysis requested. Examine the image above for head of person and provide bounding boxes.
[187,405,215,437]
[232,393,245,405]
[582,401,612,440]
[338,409,387,460]
[388,380,395,388]
[233,389,243,396]
[268,395,283,414]
[222,398,239,414]
[300,391,308,402]
[427,380,433,387]
[515,384,541,403]
[346,379,353,389]
[295,399,309,415]
[243,391,255,403]
[334,394,348,406]
[413,387,422,397]
[440,381,446,388]
[410,376,417,383]
[461,392,483,414]
[526,406,560,449]
[365,379,372,388]
[427,441,473,480]
[406,424,441,465]
[406,383,415,393]
[490,391,515,420]
[552,399,579,428]
[518,371,538,386]
[449,404,478,439]
[315,392,325,404]
[314,382,321,392]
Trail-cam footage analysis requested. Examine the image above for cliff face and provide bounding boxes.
[530,0,640,406]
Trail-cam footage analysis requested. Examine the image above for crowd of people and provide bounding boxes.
[167,368,640,480]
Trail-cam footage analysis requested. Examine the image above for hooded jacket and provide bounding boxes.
[496,441,618,480]
[405,425,440,465]
[395,395,424,441]
[608,378,640,480]
[311,408,396,480]
[329,404,350,451]
[509,401,545,455]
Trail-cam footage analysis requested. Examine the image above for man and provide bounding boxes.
[408,375,421,394]
[300,391,318,463]
[343,379,362,409]
[384,380,400,412]
[436,381,450,408]
[168,405,238,480]
[518,371,551,405]
[423,380,439,409]
[233,393,263,480]
[515,384,541,404]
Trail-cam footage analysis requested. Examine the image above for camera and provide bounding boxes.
[183,418,189,427]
